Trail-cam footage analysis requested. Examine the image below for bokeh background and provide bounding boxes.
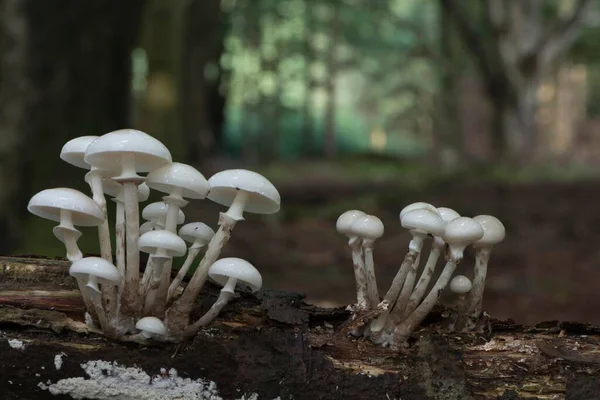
[2,0,600,325]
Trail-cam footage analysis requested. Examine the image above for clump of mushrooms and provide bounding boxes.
[27,130,280,344]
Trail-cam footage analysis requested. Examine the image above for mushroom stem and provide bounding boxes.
[120,179,141,322]
[167,246,202,302]
[75,278,100,325]
[391,258,458,344]
[89,289,115,338]
[383,252,422,331]
[163,187,186,232]
[140,256,157,296]
[348,238,369,311]
[401,242,443,318]
[448,293,468,332]
[86,170,112,262]
[225,190,249,221]
[459,247,492,331]
[369,248,420,333]
[362,239,380,309]
[145,260,173,316]
[115,201,126,277]
[182,290,235,339]
[56,227,83,262]
[165,213,236,334]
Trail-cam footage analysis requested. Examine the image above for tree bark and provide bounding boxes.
[1,255,599,399]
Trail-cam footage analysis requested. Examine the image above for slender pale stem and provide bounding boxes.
[115,201,126,277]
[402,243,443,318]
[362,240,380,309]
[225,190,249,221]
[120,179,141,325]
[459,247,492,331]
[87,170,112,262]
[182,290,235,339]
[145,259,173,316]
[61,229,83,262]
[89,289,114,338]
[140,255,156,296]
[383,252,421,331]
[75,278,99,324]
[349,238,368,310]
[167,246,202,302]
[164,187,185,232]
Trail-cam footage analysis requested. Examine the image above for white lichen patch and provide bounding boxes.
[38,360,268,400]
[54,353,66,370]
[8,339,25,350]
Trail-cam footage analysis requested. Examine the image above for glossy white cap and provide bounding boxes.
[336,210,365,237]
[208,257,263,293]
[28,188,104,226]
[399,202,439,220]
[207,169,280,215]
[84,129,171,173]
[146,162,209,200]
[443,217,484,261]
[60,136,99,169]
[138,230,187,257]
[142,202,185,225]
[437,207,461,223]
[401,208,446,236]
[450,275,472,294]
[135,316,167,338]
[473,215,506,248]
[139,221,156,236]
[69,257,121,293]
[178,222,215,248]
[350,215,384,241]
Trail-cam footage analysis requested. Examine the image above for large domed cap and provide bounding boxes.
[28,188,104,226]
[60,136,99,169]
[138,230,187,257]
[399,202,439,220]
[178,222,215,247]
[336,210,365,236]
[135,316,167,336]
[142,202,185,224]
[146,162,209,199]
[437,207,460,223]
[84,129,172,172]
[208,257,263,292]
[443,217,484,245]
[207,169,280,214]
[401,208,446,236]
[473,215,505,247]
[350,215,384,240]
[69,257,121,284]
[450,275,472,294]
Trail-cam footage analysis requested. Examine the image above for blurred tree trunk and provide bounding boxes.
[442,0,591,163]
[301,1,315,156]
[181,0,226,164]
[0,0,144,254]
[323,2,340,159]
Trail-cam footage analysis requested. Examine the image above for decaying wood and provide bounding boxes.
[1,256,600,400]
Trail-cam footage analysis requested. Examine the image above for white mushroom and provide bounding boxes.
[349,214,383,310]
[183,257,262,338]
[448,275,472,331]
[459,215,505,331]
[60,136,113,263]
[167,169,279,331]
[27,188,104,262]
[335,210,370,311]
[85,129,171,314]
[391,217,483,345]
[135,316,167,339]
[141,201,185,231]
[402,206,460,318]
[167,223,216,302]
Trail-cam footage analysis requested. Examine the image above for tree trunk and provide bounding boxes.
[301,1,315,157]
[2,255,599,399]
[0,0,145,254]
[323,3,340,159]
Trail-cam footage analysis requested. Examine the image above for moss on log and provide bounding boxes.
[0,256,599,399]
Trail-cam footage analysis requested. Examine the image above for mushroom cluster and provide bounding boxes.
[336,203,505,349]
[28,129,280,343]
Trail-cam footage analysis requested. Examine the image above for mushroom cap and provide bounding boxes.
[138,230,187,257]
[142,202,185,224]
[139,221,156,236]
[450,275,472,294]
[60,136,99,169]
[69,257,121,284]
[84,129,172,172]
[135,316,167,336]
[146,162,209,199]
[28,188,104,226]
[85,172,150,202]
[207,169,280,215]
[208,257,262,292]
[401,208,446,236]
[437,207,460,223]
[350,214,384,240]
[178,222,215,246]
[336,210,365,236]
[443,217,484,246]
[399,202,439,220]
[473,215,505,247]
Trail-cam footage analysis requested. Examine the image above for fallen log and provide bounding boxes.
[0,256,599,400]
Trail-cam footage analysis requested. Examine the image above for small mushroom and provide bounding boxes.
[183,257,262,338]
[460,215,505,331]
[167,223,216,302]
[391,217,483,345]
[27,188,104,262]
[336,210,370,311]
[448,275,472,331]
[168,169,279,330]
[135,316,167,339]
[141,201,185,232]
[349,214,383,310]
